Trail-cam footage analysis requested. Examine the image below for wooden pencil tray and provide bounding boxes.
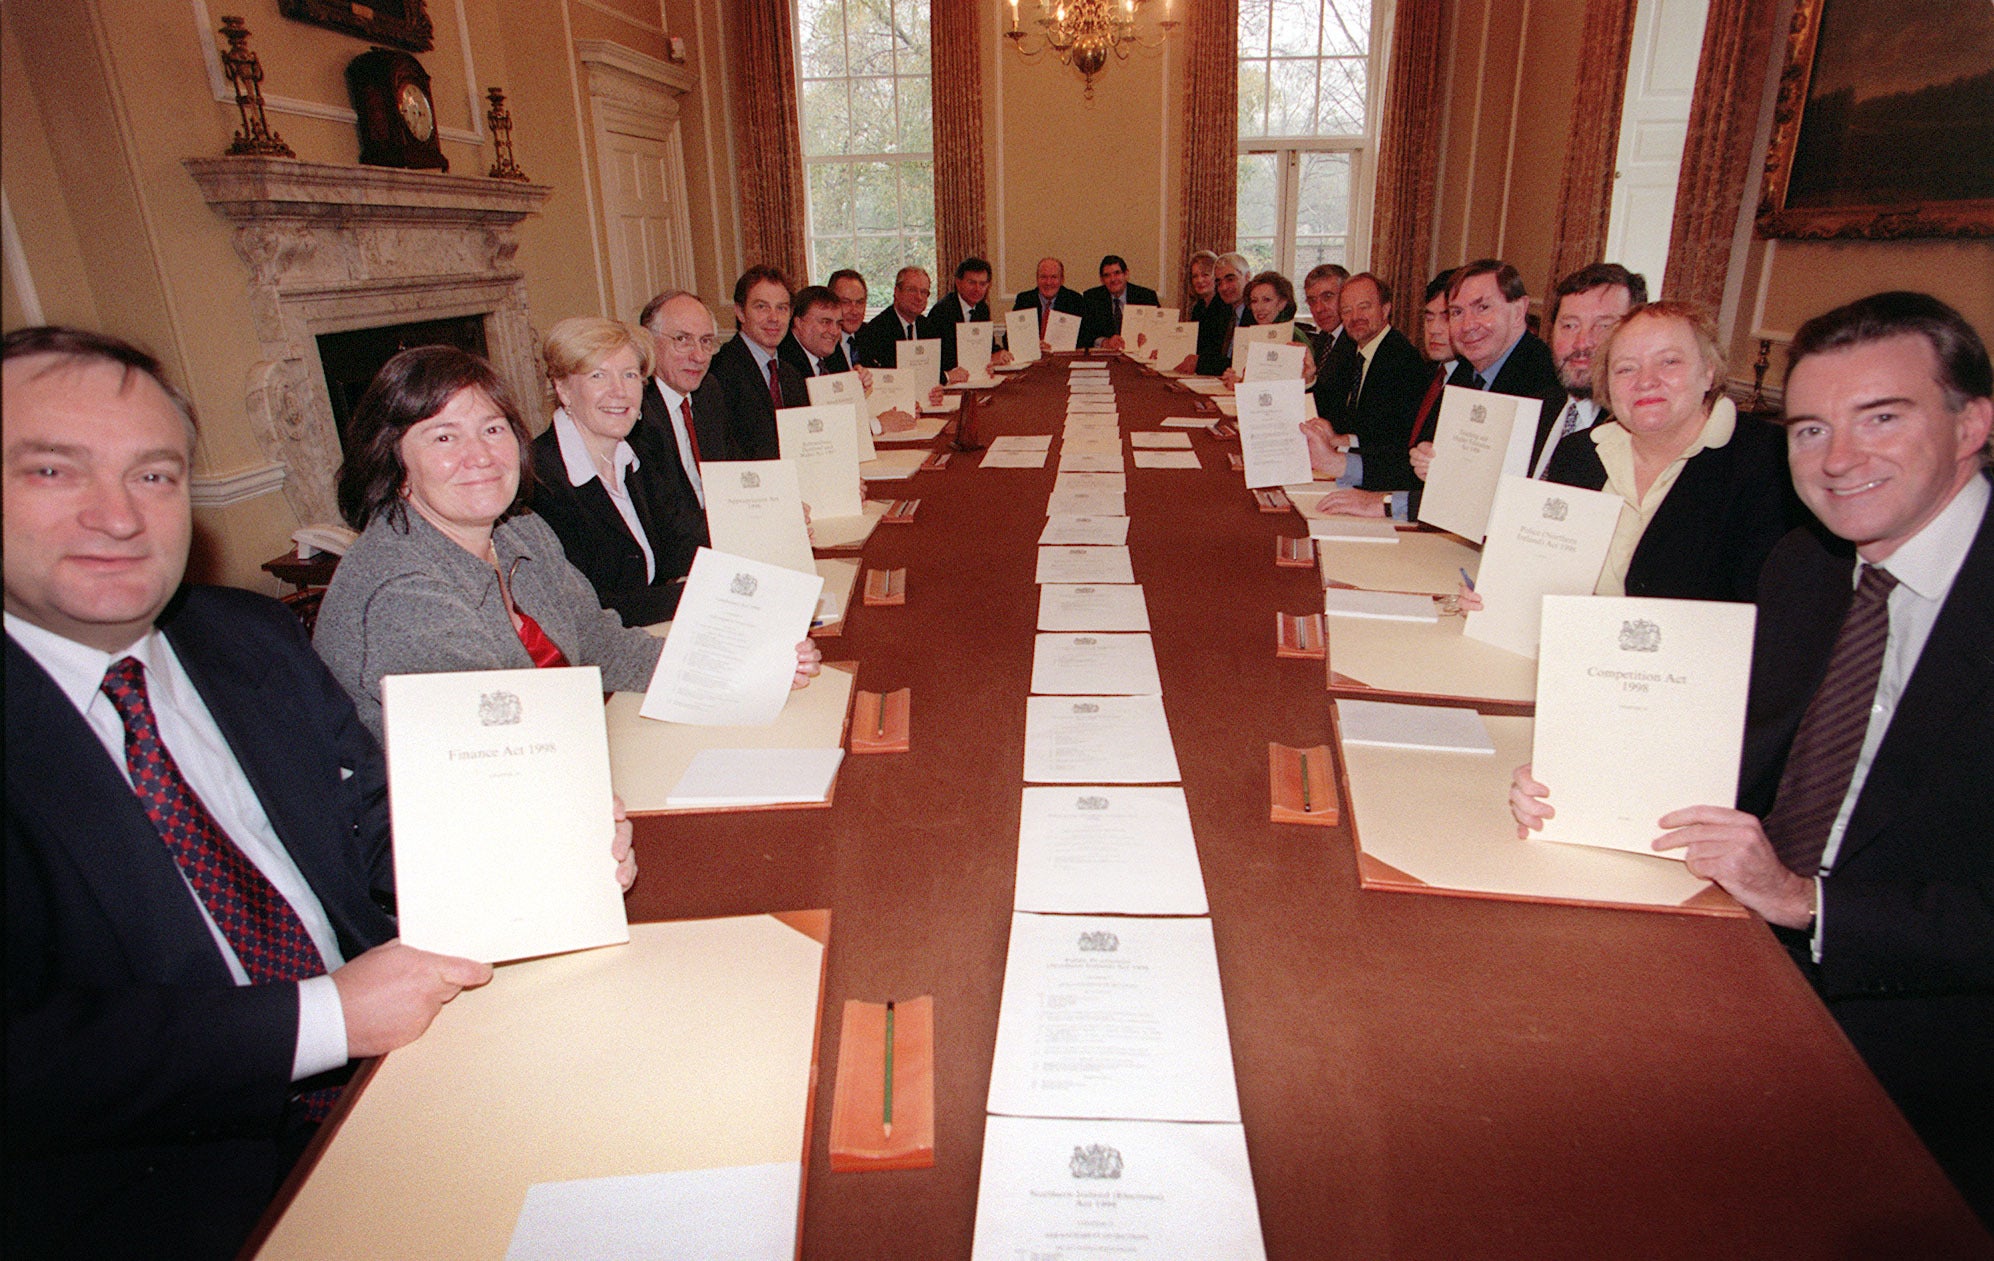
[1275,536,1316,567]
[920,451,952,471]
[1269,742,1339,826]
[1276,612,1325,659]
[1253,489,1293,513]
[828,997,935,1172]
[849,688,910,754]
[880,498,920,524]
[863,568,907,606]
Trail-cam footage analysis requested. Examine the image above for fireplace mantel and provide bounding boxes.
[185,157,552,526]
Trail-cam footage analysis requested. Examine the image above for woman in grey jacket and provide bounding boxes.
[313,345,817,740]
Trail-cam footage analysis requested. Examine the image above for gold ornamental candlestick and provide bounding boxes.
[219,17,295,158]
[485,87,529,182]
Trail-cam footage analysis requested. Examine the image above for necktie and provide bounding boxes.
[1409,368,1446,449]
[1537,400,1582,478]
[1039,299,1050,338]
[902,319,913,340]
[513,610,571,668]
[1112,295,1123,334]
[101,657,338,1118]
[680,398,703,467]
[1762,564,1899,875]
[767,359,784,410]
[1471,372,1487,391]
[1347,355,1367,416]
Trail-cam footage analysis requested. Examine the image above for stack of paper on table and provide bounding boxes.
[1212,396,1239,416]
[1133,450,1202,469]
[1037,582,1148,630]
[1011,787,1207,915]
[810,558,859,632]
[1338,709,1740,915]
[1130,431,1192,448]
[1031,632,1162,695]
[666,747,845,809]
[1036,545,1135,585]
[1308,516,1401,543]
[860,449,929,480]
[1317,531,1482,595]
[1325,610,1537,706]
[1337,699,1495,754]
[1181,378,1231,395]
[808,500,891,551]
[608,663,855,814]
[1160,415,1213,428]
[1323,588,1439,622]
[1023,695,1180,783]
[253,915,828,1261]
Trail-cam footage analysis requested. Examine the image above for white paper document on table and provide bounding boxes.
[988,912,1240,1122]
[1464,474,1622,658]
[1032,632,1162,696]
[1240,340,1305,381]
[1132,450,1201,469]
[639,548,822,727]
[1012,787,1208,916]
[1037,583,1150,631]
[1054,471,1127,495]
[1039,516,1130,546]
[702,460,815,575]
[801,373,874,460]
[1160,415,1213,428]
[507,1161,799,1261]
[1323,587,1440,622]
[1532,595,1756,856]
[1046,488,1126,517]
[981,448,1050,469]
[971,1116,1265,1261]
[776,405,864,520]
[1337,699,1495,755]
[1036,546,1136,585]
[665,747,844,809]
[382,666,628,964]
[1418,386,1543,542]
[1130,431,1192,449]
[1061,432,1122,455]
[1059,450,1126,473]
[1067,399,1119,414]
[988,433,1054,452]
[1023,695,1181,784]
[1308,516,1400,543]
[1235,378,1313,488]
[1004,307,1042,363]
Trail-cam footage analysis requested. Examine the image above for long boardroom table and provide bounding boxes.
[613,355,1981,1257]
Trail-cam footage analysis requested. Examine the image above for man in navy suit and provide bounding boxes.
[1512,293,1994,1222]
[1011,256,1086,354]
[853,266,932,370]
[706,264,809,459]
[1443,258,1567,469]
[3,327,498,1258]
[1079,255,1162,351]
[922,256,1013,379]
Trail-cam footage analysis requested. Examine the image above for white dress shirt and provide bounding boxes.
[654,377,707,508]
[5,613,350,1080]
[552,407,655,581]
[1532,396,1600,478]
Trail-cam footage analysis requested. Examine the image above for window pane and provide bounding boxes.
[1316,57,1367,135]
[1320,0,1371,57]
[899,161,934,230]
[808,163,854,235]
[1294,237,1347,272]
[1269,59,1319,137]
[849,76,896,153]
[1268,0,1321,58]
[894,0,931,74]
[846,0,896,76]
[898,76,933,152]
[800,79,852,156]
[1295,151,1351,250]
[1239,0,1272,57]
[1237,238,1278,276]
[796,0,847,77]
[1238,61,1270,138]
[1237,153,1280,240]
[852,161,900,232]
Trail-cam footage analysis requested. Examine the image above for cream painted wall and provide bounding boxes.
[984,0,1189,314]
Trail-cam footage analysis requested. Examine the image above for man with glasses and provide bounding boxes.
[639,289,733,520]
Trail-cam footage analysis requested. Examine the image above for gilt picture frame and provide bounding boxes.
[278,0,434,54]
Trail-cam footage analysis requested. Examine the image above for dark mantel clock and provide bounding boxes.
[346,49,447,172]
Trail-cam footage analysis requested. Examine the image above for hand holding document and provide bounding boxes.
[1023,695,1180,783]
[1417,386,1544,542]
[1003,307,1041,364]
[1235,378,1314,489]
[640,548,824,728]
[382,666,629,964]
[1241,341,1306,382]
[703,460,814,575]
[1031,632,1162,695]
[776,405,864,520]
[1037,583,1149,630]
[1531,595,1755,856]
[1044,311,1082,353]
[972,1117,1266,1260]
[1013,787,1207,915]
[956,321,994,379]
[987,913,1241,1121]
[1464,475,1622,657]
[863,366,920,425]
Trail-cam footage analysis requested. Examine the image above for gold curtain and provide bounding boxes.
[929,2,989,270]
[1664,0,1779,311]
[1369,0,1448,312]
[1547,0,1639,293]
[1179,0,1239,272]
[727,0,810,284]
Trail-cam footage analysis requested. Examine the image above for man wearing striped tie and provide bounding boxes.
[1512,292,1994,1224]
[1530,263,1647,478]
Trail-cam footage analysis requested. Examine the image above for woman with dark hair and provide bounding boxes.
[313,345,818,739]
[1243,270,1299,330]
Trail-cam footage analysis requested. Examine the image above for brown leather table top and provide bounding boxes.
[623,358,1988,1259]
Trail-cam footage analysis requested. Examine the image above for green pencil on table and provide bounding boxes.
[883,999,895,1138]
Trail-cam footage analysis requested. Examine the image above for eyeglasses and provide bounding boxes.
[663,332,720,354]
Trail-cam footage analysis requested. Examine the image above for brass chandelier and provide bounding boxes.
[1005,0,1181,100]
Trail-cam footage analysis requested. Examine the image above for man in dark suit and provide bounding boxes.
[778,284,853,378]
[3,327,495,1258]
[1531,262,1646,478]
[1012,257,1086,354]
[1303,264,1356,424]
[704,264,808,459]
[1079,254,1161,351]
[853,265,932,370]
[1515,292,1994,1223]
[1443,258,1567,469]
[922,256,1013,379]
[1302,273,1433,501]
[827,268,870,372]
[1185,251,1252,376]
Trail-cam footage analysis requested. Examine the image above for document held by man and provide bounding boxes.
[702,459,815,575]
[640,548,823,727]
[1240,341,1306,382]
[956,321,994,380]
[1417,385,1543,542]
[382,666,629,964]
[1037,582,1149,631]
[1044,311,1083,354]
[1236,378,1314,489]
[987,912,1241,1122]
[896,337,941,380]
[1012,787,1208,915]
[1464,474,1622,657]
[1023,695,1181,783]
[776,405,864,521]
[1531,595,1756,856]
[1004,307,1042,364]
[970,1116,1266,1261]
[1030,632,1163,695]
[803,371,875,459]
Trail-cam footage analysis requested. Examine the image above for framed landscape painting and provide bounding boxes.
[1757,0,1993,239]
